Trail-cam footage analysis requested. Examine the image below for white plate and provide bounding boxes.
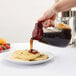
[3,51,54,65]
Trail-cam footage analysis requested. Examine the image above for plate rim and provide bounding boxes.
[3,51,54,65]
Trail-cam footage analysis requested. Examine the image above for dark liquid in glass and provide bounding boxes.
[31,22,71,47]
[40,29,71,47]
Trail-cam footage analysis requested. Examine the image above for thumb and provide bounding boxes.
[38,16,47,23]
[50,13,57,20]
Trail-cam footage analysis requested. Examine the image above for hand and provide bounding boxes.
[38,6,57,28]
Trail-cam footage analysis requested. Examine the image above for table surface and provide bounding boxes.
[0,42,76,76]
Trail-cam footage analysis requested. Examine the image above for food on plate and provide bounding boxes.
[0,43,10,52]
[0,38,6,44]
[10,50,49,61]
[0,38,10,52]
[34,54,48,61]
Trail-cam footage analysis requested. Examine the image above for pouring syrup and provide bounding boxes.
[30,22,71,47]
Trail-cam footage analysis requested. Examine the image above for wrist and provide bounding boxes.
[53,4,60,13]
[51,5,58,16]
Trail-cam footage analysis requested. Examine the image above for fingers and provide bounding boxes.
[38,13,57,23]
[38,9,51,22]
[38,14,49,23]
[38,16,46,23]
[40,14,57,28]
[38,17,55,28]
[50,13,57,20]
[44,19,54,28]
[37,8,57,28]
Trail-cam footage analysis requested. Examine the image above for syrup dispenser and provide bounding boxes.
[31,22,71,47]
